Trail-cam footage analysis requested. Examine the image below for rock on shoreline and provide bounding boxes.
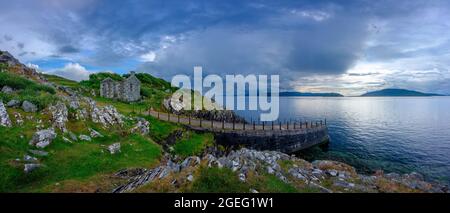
[112,148,448,193]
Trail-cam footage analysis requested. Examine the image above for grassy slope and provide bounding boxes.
[1,72,300,193]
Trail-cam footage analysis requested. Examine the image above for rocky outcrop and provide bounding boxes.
[49,102,68,132]
[113,148,449,193]
[108,143,121,154]
[29,128,57,148]
[0,50,43,81]
[131,118,150,135]
[0,101,12,127]
[22,101,38,112]
[88,99,123,127]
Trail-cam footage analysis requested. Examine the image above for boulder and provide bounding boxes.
[108,143,121,154]
[131,118,150,135]
[0,101,12,127]
[29,128,57,148]
[68,131,78,142]
[79,135,92,141]
[49,102,68,132]
[1,86,14,94]
[22,101,38,112]
[6,99,21,108]
[89,128,103,138]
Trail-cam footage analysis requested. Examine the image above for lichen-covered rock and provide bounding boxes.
[6,99,20,108]
[29,128,57,148]
[0,101,12,127]
[88,99,123,127]
[131,118,150,135]
[22,100,38,112]
[49,102,68,132]
[108,143,121,154]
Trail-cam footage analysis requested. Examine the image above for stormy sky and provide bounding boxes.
[1,0,449,96]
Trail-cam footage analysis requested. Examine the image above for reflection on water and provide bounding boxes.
[235,96,450,184]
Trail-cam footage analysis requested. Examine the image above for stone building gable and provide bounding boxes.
[99,72,141,102]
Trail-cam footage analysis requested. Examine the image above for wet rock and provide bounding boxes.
[22,100,38,112]
[0,101,12,127]
[79,135,92,141]
[250,189,259,193]
[1,86,14,94]
[108,143,121,154]
[24,163,41,173]
[6,99,20,108]
[131,118,150,135]
[29,150,48,156]
[29,128,57,148]
[49,102,68,132]
[89,128,103,138]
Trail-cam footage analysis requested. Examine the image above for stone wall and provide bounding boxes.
[99,72,141,102]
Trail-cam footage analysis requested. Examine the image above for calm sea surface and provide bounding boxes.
[234,96,450,184]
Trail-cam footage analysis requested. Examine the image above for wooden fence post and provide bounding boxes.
[243,121,246,130]
[262,122,265,130]
[222,119,225,129]
[167,112,170,121]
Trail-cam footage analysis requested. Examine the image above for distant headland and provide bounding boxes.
[360,88,445,97]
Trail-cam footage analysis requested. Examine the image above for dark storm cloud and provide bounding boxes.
[1,0,450,94]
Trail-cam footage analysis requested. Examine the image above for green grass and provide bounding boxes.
[248,174,299,193]
[43,74,79,88]
[0,72,58,110]
[190,167,249,193]
[173,133,214,158]
[0,118,162,192]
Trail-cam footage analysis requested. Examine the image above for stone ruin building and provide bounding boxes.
[100,71,141,102]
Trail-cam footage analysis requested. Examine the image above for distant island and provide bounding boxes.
[280,91,344,97]
[361,88,444,97]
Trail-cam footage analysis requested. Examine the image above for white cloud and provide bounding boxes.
[140,51,156,62]
[46,63,91,82]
